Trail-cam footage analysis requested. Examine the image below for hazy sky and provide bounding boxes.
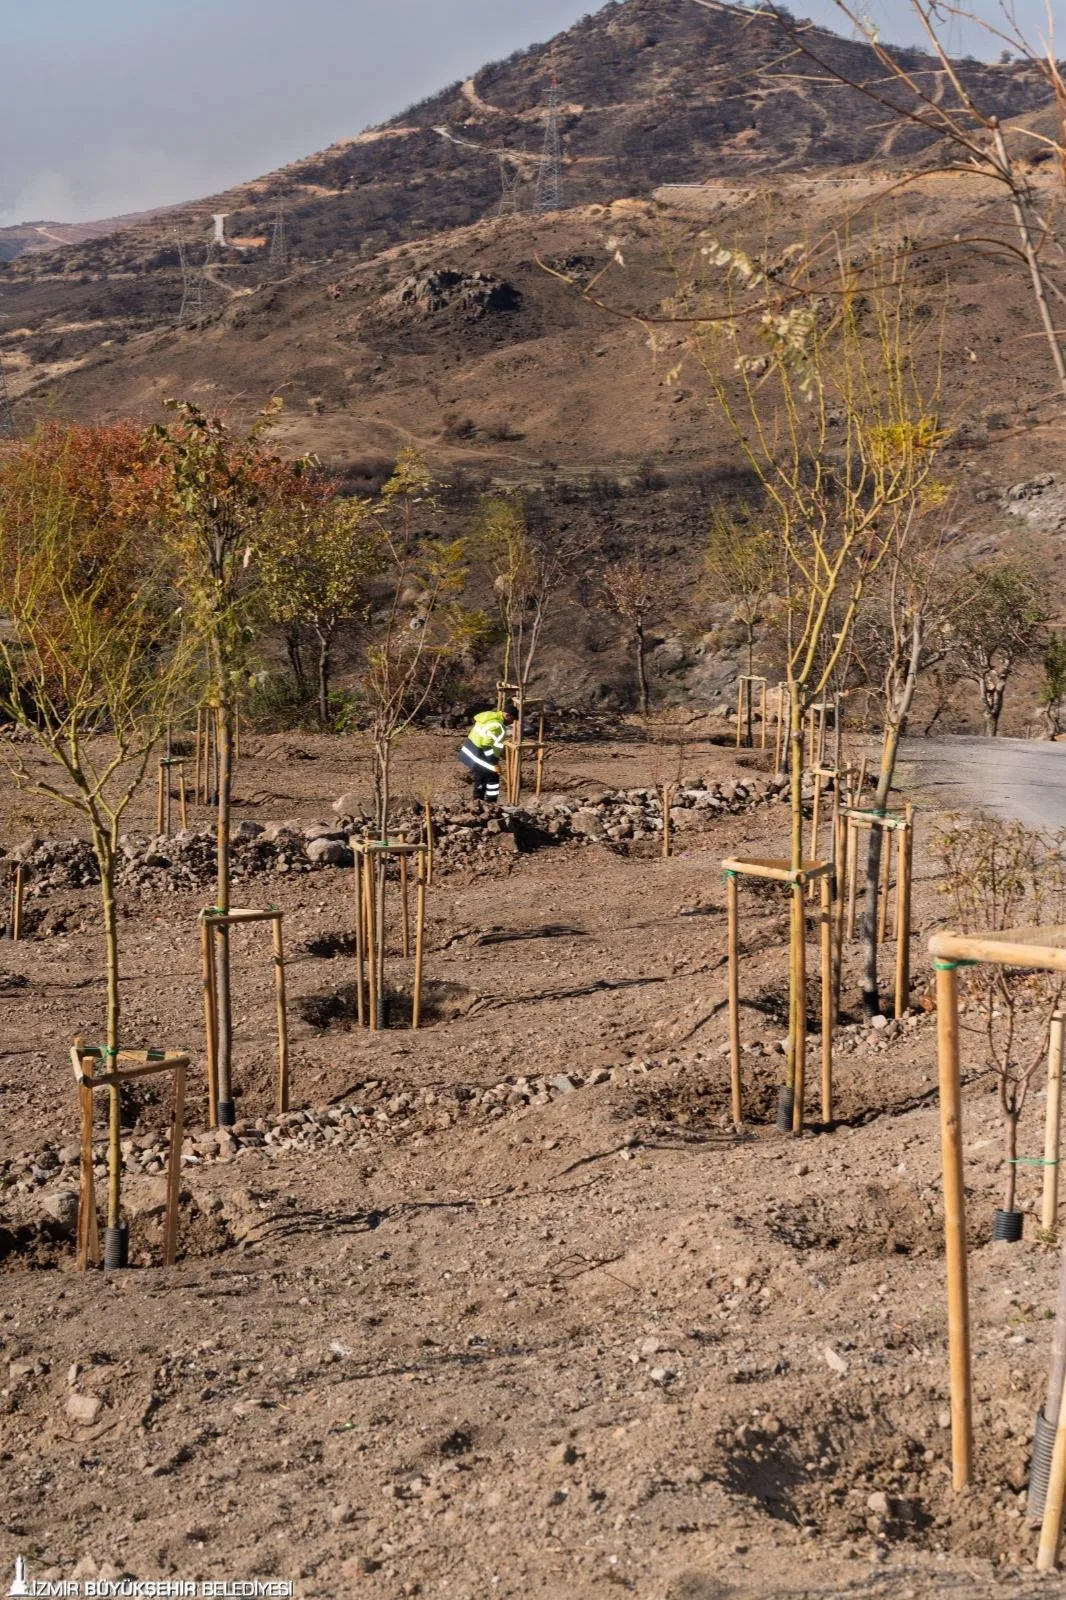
[0,0,1054,226]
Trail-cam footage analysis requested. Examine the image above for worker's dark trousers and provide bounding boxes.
[458,740,500,801]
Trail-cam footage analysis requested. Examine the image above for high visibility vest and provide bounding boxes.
[468,709,508,755]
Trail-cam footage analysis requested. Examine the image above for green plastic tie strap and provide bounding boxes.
[934,959,977,971]
[1008,1156,1059,1167]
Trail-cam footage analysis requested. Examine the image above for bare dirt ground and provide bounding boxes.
[0,724,1062,1598]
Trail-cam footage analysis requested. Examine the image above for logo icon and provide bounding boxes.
[7,1557,30,1598]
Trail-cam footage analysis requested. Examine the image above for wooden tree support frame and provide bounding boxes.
[194,705,218,806]
[194,706,239,805]
[156,757,189,837]
[496,680,523,805]
[929,927,1066,1569]
[841,804,915,1017]
[735,675,768,750]
[496,686,548,806]
[807,765,855,904]
[723,856,834,1133]
[200,907,289,1128]
[72,1043,189,1271]
[353,840,428,1032]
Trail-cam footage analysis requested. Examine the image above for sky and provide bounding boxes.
[0,0,1056,227]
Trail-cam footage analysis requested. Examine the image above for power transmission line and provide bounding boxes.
[535,76,563,213]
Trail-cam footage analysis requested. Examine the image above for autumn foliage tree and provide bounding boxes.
[0,422,195,1253]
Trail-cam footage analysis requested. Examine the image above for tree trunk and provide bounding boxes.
[785,686,805,1099]
[285,624,306,696]
[982,675,1005,737]
[635,617,649,716]
[315,628,331,729]
[215,699,235,1124]
[92,825,123,1231]
[861,616,921,1017]
[1004,1108,1019,1212]
[374,738,391,841]
[745,627,755,747]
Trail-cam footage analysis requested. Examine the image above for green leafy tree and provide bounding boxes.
[258,486,384,727]
[363,449,488,834]
[949,560,1050,736]
[1041,635,1066,738]
[147,398,306,1126]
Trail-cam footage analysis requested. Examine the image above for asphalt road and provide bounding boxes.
[897,736,1066,831]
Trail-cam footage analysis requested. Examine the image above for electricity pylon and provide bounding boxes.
[498,157,522,217]
[270,204,287,269]
[176,234,203,326]
[0,356,14,439]
[0,303,15,437]
[535,76,563,213]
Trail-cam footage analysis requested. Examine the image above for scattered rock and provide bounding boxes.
[66,1392,104,1426]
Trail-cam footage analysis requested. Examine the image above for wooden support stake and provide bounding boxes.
[735,679,744,748]
[11,863,23,941]
[792,887,807,1134]
[194,708,204,803]
[832,808,846,1023]
[156,762,166,835]
[1038,1250,1066,1571]
[75,1046,99,1271]
[936,960,973,1491]
[424,805,435,886]
[364,852,379,1034]
[759,681,767,750]
[400,837,411,959]
[353,857,366,1029]
[178,765,188,831]
[412,852,427,1030]
[200,920,219,1128]
[846,818,859,942]
[726,872,743,1129]
[894,808,914,1019]
[820,871,833,1124]
[809,774,823,901]
[272,915,289,1114]
[535,714,546,796]
[773,687,784,772]
[1045,1011,1065,1234]
[163,1064,185,1267]
[878,825,892,944]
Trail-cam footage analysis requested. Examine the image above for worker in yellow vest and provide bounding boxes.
[458,701,517,802]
